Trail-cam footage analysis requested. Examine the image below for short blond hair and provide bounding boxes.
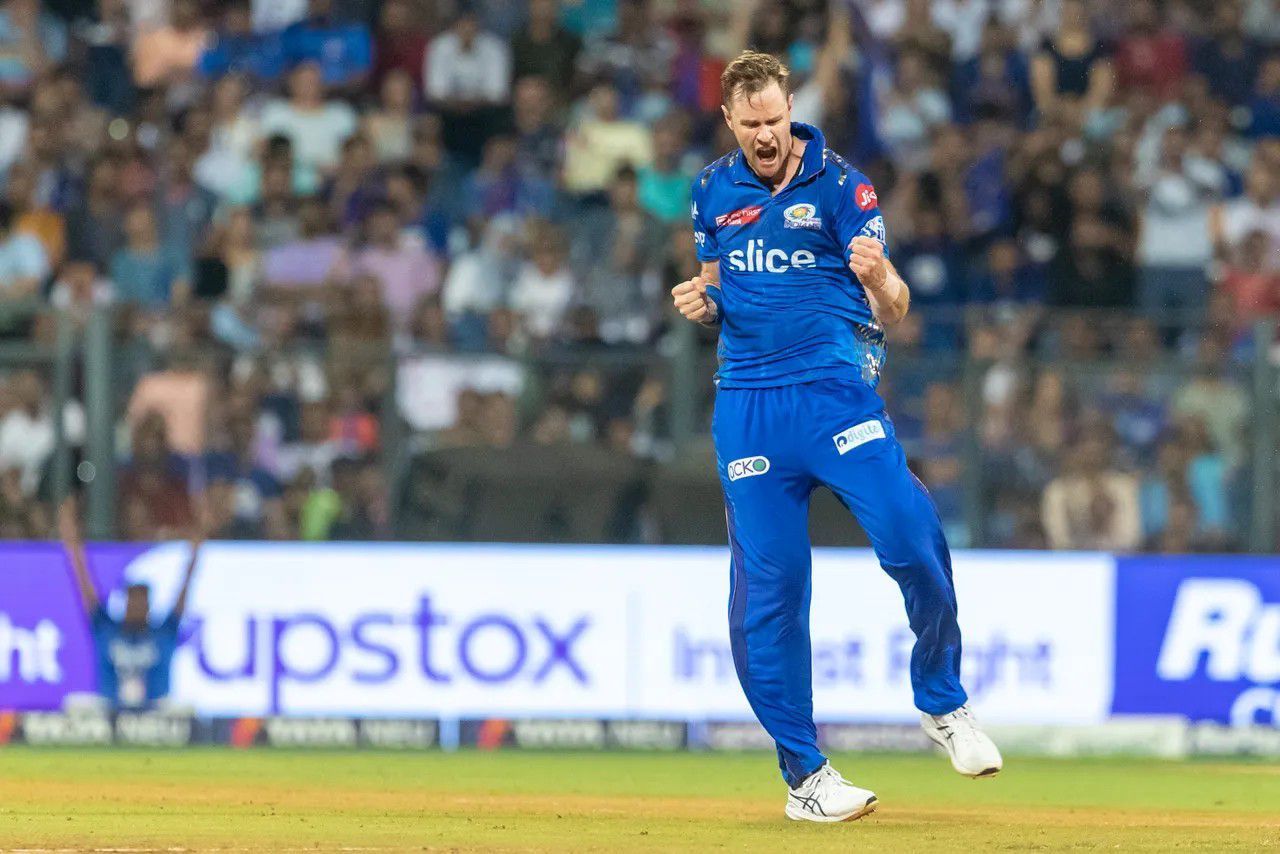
[720,51,790,107]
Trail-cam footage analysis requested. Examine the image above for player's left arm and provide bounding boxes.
[849,237,910,326]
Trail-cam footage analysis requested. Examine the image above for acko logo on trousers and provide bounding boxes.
[727,457,770,481]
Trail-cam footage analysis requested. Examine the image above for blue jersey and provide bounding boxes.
[692,123,890,388]
[92,607,180,710]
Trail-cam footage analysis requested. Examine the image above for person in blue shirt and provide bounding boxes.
[670,52,1003,823]
[281,0,372,90]
[60,497,202,712]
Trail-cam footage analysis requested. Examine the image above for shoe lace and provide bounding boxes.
[936,706,982,747]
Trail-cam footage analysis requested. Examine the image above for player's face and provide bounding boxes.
[723,82,793,182]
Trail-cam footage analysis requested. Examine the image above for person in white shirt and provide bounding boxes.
[424,9,511,105]
[510,224,574,340]
[258,62,357,175]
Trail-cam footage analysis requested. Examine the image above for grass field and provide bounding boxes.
[1,749,1278,852]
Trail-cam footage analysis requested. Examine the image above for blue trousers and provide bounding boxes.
[713,378,968,786]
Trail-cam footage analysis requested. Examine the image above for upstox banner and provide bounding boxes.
[1112,556,1280,726]
[1,543,1115,723]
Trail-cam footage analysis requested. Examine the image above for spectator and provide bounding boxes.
[0,199,49,302]
[363,68,415,163]
[1135,124,1222,318]
[1041,433,1142,551]
[276,398,341,486]
[194,74,260,201]
[65,158,125,270]
[76,0,135,113]
[1172,337,1249,467]
[0,370,63,495]
[441,214,522,346]
[48,257,114,326]
[1218,229,1280,323]
[131,0,210,89]
[563,81,652,197]
[280,0,372,90]
[1112,0,1187,100]
[878,48,953,170]
[110,204,192,309]
[1211,159,1280,265]
[371,0,427,94]
[571,166,664,343]
[1194,1,1261,107]
[259,61,359,175]
[511,221,574,340]
[511,0,582,92]
[251,158,302,250]
[333,201,442,331]
[261,196,342,292]
[198,0,287,84]
[425,8,511,162]
[463,134,555,224]
[203,406,287,540]
[5,160,63,270]
[300,454,376,539]
[157,137,217,265]
[512,75,563,178]
[117,411,194,539]
[0,0,67,96]
[1031,0,1114,125]
[638,113,695,225]
[1247,54,1280,138]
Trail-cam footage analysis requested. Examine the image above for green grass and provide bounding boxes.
[1,749,1278,852]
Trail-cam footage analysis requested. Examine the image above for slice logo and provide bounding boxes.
[833,420,886,455]
[727,456,770,481]
[716,206,763,228]
[783,203,821,230]
[854,183,878,211]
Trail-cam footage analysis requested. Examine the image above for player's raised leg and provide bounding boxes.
[811,379,1002,778]
[714,384,877,820]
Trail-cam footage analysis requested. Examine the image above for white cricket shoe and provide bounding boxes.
[921,704,1003,778]
[784,762,878,823]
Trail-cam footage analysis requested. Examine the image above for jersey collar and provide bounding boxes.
[730,122,827,191]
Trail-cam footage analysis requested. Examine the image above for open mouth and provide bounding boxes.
[755,145,778,170]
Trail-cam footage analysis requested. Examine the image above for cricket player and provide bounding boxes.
[671,52,1002,823]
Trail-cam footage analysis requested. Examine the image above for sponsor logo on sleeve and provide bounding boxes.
[783,202,822,230]
[857,215,887,246]
[854,183,879,211]
[715,206,764,228]
[726,456,771,481]
[833,420,886,455]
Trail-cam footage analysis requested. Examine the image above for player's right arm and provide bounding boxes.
[58,496,100,614]
[675,175,723,325]
[672,260,720,325]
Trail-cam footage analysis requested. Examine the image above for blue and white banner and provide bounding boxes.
[10,542,1280,728]
[1112,556,1280,726]
[87,544,1114,723]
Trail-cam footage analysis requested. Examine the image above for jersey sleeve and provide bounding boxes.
[690,177,719,263]
[831,172,890,263]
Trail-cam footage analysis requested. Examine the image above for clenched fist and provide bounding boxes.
[849,236,888,292]
[671,275,718,324]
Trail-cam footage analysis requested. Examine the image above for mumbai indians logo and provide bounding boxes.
[727,456,771,481]
[783,203,821,230]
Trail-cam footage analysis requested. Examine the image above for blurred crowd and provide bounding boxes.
[0,0,1276,550]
